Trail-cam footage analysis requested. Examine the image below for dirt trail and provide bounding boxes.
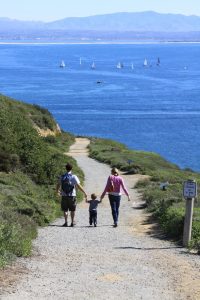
[1,138,200,300]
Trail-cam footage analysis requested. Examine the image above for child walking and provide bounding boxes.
[86,193,101,227]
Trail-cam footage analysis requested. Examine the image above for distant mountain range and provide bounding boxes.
[1,11,200,32]
[46,11,200,32]
[1,11,200,42]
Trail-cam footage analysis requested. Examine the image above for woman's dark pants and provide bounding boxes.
[108,194,121,225]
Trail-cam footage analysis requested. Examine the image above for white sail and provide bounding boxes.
[143,58,148,67]
[60,60,65,68]
[131,63,134,70]
[80,57,82,65]
[91,62,95,69]
[117,62,123,69]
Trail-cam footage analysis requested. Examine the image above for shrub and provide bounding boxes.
[89,136,200,250]
[190,209,200,252]
[31,115,55,131]
[0,95,82,267]
[155,206,185,239]
[43,136,57,144]
[134,179,151,189]
[0,210,37,266]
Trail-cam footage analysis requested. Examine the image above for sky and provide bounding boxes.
[1,0,200,22]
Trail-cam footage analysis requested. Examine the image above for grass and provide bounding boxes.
[0,95,83,267]
[1,92,199,268]
[89,137,200,252]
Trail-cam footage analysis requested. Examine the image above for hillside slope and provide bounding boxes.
[89,137,200,251]
[1,138,199,299]
[2,12,200,32]
[47,11,200,32]
[0,95,83,267]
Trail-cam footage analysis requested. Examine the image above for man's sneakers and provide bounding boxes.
[113,223,118,228]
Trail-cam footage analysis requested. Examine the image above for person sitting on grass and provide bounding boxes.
[86,193,101,227]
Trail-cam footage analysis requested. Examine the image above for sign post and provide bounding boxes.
[183,180,197,247]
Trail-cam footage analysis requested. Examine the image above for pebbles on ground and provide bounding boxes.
[1,138,200,300]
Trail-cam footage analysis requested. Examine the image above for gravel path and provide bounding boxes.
[1,138,200,300]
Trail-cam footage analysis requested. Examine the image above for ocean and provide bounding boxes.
[0,43,200,171]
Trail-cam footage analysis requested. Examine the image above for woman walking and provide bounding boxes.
[100,167,130,227]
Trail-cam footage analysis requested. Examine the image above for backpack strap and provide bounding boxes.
[62,172,72,180]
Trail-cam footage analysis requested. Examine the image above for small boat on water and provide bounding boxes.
[157,57,160,66]
[143,58,148,67]
[117,62,123,69]
[91,62,96,69]
[131,63,134,70]
[60,60,65,68]
[80,57,82,65]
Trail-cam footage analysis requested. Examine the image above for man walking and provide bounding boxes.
[56,163,87,227]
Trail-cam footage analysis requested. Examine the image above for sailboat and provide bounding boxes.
[91,62,96,69]
[156,57,160,66]
[143,59,148,67]
[60,60,65,68]
[131,63,134,70]
[80,57,82,65]
[117,62,123,69]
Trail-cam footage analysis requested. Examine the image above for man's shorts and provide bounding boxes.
[61,196,77,212]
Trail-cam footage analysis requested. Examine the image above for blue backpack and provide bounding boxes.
[61,173,74,195]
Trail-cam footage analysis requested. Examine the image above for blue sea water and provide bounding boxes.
[0,43,200,171]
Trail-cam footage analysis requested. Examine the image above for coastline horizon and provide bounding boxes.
[0,43,200,171]
[1,41,200,45]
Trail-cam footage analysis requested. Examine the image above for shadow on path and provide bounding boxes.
[48,224,112,228]
[48,224,63,227]
[115,246,183,251]
[132,203,147,210]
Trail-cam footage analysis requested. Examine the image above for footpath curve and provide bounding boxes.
[1,138,200,300]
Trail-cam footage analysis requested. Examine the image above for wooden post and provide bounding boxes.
[183,197,194,247]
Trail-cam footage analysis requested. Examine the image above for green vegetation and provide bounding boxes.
[89,137,200,252]
[1,91,199,268]
[0,95,83,267]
